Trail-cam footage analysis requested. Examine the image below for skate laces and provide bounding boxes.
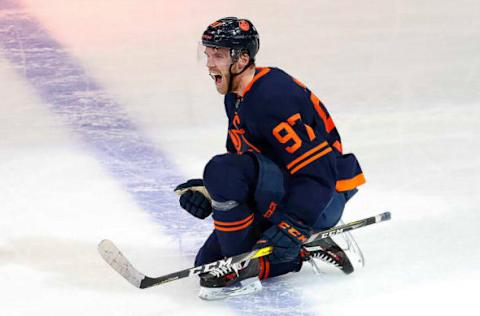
[209,263,241,278]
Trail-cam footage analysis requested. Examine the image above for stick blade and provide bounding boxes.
[378,211,391,221]
[98,239,146,288]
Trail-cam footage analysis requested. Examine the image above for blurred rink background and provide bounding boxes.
[0,0,479,315]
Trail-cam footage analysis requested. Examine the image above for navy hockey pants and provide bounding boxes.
[195,152,356,279]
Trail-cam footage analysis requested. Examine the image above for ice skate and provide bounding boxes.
[198,258,262,300]
[303,228,364,275]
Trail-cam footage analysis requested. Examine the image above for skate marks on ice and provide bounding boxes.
[0,2,306,315]
[0,1,192,238]
[228,276,312,316]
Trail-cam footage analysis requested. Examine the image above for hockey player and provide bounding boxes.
[175,17,366,300]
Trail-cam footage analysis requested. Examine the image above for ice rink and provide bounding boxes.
[1,0,479,315]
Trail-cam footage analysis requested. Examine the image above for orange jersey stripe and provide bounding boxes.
[332,140,343,153]
[293,77,307,89]
[336,173,366,191]
[310,93,336,133]
[290,147,333,174]
[214,217,254,232]
[286,141,329,170]
[214,213,254,227]
[241,67,271,97]
[325,117,335,133]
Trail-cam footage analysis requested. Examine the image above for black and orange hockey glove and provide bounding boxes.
[255,215,311,264]
[174,179,212,219]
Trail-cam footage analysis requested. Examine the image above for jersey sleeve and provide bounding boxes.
[252,89,338,226]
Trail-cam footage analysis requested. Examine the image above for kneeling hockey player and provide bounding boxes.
[175,17,366,300]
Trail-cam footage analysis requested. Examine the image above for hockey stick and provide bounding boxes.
[98,211,391,289]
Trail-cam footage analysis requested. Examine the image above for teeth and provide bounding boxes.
[209,73,222,82]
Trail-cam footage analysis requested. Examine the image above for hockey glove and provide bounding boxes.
[255,216,311,264]
[174,179,212,219]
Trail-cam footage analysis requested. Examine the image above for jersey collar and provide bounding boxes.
[240,67,271,97]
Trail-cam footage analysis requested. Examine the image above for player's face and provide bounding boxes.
[204,46,232,95]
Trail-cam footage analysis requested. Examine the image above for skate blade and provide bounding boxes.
[336,220,365,269]
[198,278,262,301]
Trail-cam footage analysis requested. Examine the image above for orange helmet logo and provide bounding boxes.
[210,21,224,28]
[239,20,250,31]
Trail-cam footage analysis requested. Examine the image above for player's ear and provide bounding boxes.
[238,51,250,68]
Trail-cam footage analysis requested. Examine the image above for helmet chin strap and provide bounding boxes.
[227,58,254,94]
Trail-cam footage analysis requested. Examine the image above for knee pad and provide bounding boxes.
[203,153,257,203]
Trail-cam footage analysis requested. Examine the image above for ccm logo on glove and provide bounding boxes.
[278,221,307,242]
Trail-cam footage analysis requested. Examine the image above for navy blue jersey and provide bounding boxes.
[224,67,365,225]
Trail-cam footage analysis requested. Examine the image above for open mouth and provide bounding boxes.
[210,73,223,86]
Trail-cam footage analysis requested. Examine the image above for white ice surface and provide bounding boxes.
[1,1,479,315]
